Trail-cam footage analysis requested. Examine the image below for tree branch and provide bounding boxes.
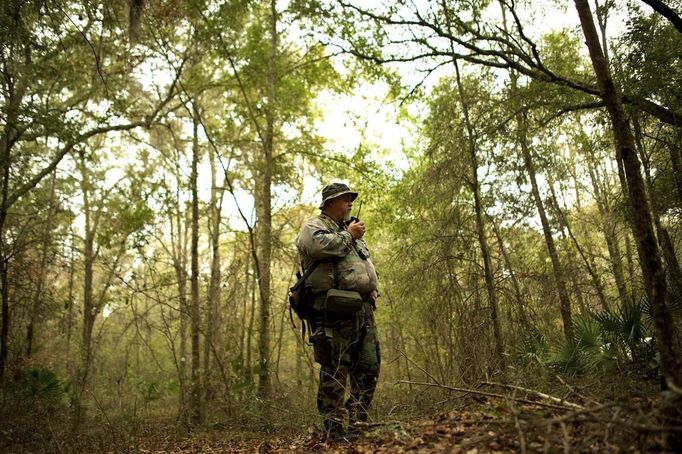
[481,381,584,409]
[6,57,185,208]
[335,1,682,126]
[397,380,580,410]
[639,0,682,34]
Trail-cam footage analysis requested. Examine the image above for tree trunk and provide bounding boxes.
[189,100,203,425]
[518,112,574,341]
[26,169,57,357]
[625,233,636,295]
[65,230,76,374]
[548,176,609,312]
[0,256,8,383]
[0,86,13,383]
[0,0,30,382]
[72,151,96,432]
[170,166,189,423]
[489,215,530,329]
[587,164,629,307]
[573,1,682,443]
[632,113,682,295]
[659,229,682,295]
[452,59,504,370]
[255,0,277,399]
[247,254,256,386]
[238,250,248,387]
[670,130,682,205]
[203,142,222,408]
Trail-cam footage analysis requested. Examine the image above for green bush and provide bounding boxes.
[512,326,548,366]
[546,316,616,374]
[17,366,66,404]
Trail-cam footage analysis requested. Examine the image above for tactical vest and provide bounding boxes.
[302,215,378,295]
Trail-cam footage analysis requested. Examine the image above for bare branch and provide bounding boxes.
[481,381,584,409]
[335,1,682,126]
[397,380,581,410]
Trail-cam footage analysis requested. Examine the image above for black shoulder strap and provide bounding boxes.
[291,260,321,291]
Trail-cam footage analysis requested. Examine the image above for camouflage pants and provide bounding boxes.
[312,302,381,427]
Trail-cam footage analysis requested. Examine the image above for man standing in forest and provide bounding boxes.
[295,182,381,440]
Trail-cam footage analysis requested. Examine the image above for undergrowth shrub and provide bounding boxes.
[0,366,68,452]
[512,292,682,376]
[547,316,615,374]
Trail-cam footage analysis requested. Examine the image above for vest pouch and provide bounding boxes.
[324,289,363,317]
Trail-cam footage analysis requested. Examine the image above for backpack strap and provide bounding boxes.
[289,260,322,336]
[292,259,321,292]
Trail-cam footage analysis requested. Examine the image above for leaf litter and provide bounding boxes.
[131,395,679,453]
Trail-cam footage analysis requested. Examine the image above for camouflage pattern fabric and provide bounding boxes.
[296,211,381,434]
[312,302,380,428]
[295,213,378,295]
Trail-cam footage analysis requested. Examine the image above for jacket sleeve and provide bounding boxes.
[296,218,354,259]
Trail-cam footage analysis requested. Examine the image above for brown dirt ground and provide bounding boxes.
[129,396,679,453]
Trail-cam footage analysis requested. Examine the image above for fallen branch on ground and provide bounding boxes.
[397,380,578,411]
[481,381,584,409]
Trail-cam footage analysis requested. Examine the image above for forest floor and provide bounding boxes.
[126,392,677,453]
[4,376,681,453]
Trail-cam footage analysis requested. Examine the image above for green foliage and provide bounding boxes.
[135,379,162,405]
[593,298,648,352]
[3,1,682,450]
[547,316,613,374]
[513,326,548,365]
[515,294,669,376]
[620,7,682,109]
[16,367,66,404]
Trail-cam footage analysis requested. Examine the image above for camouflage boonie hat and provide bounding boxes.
[319,182,358,209]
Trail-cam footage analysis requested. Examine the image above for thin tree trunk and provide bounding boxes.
[26,169,58,357]
[72,151,96,432]
[670,130,682,204]
[203,143,222,409]
[0,3,29,381]
[0,256,8,382]
[659,229,682,294]
[573,2,681,442]
[548,177,609,311]
[171,172,189,423]
[0,115,12,382]
[274,283,288,387]
[632,113,682,295]
[587,164,629,307]
[452,59,505,371]
[295,335,303,388]
[554,215,589,316]
[73,157,92,430]
[255,0,277,399]
[594,0,610,66]
[238,250,248,384]
[489,215,529,328]
[246,254,255,385]
[517,111,574,341]
[65,230,76,374]
[625,232,636,292]
[189,100,202,425]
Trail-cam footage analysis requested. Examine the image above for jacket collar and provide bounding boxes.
[319,212,344,229]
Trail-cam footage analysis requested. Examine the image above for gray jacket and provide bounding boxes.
[295,213,378,295]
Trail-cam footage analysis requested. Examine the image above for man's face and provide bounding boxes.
[327,194,354,221]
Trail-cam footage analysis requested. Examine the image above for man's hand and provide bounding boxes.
[347,219,365,240]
